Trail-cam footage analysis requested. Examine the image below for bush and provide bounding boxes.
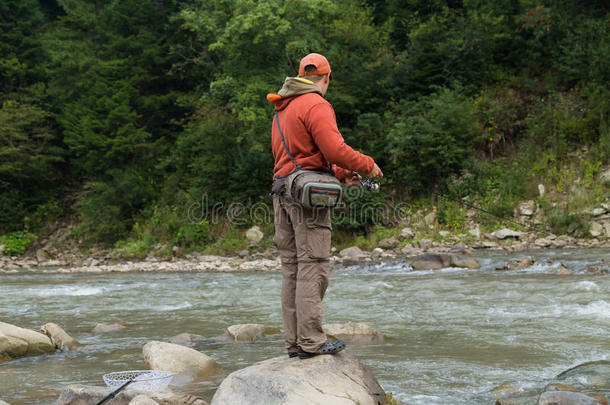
[386,87,481,195]
[1,231,34,256]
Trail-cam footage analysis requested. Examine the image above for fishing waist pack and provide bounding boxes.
[272,111,342,208]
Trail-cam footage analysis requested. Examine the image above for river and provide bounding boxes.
[1,248,608,404]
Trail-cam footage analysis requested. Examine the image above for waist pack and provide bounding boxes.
[272,111,342,208]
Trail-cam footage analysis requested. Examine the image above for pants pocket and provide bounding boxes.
[306,224,331,260]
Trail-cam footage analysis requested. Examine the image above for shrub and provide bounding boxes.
[1,231,35,256]
[386,87,481,195]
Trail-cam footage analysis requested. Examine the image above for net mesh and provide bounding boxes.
[102,370,173,392]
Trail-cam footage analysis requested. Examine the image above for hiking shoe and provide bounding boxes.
[297,340,346,359]
[288,351,298,358]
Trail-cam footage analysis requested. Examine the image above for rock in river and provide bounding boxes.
[211,351,386,405]
[92,322,127,333]
[143,341,217,380]
[221,324,280,342]
[410,253,480,270]
[323,322,384,345]
[41,323,81,351]
[0,321,55,362]
[56,384,207,405]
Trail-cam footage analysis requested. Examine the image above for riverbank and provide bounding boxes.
[1,230,609,274]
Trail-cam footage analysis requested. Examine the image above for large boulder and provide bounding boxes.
[222,324,280,342]
[323,322,384,345]
[211,352,386,405]
[143,341,217,380]
[0,321,55,362]
[56,384,207,405]
[410,253,480,270]
[41,323,81,351]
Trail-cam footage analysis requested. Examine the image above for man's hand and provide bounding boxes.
[366,163,383,178]
[344,170,362,188]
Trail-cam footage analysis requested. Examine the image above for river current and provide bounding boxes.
[1,248,608,404]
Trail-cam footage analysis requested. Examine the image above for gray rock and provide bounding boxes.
[398,246,422,256]
[211,352,386,405]
[537,391,603,405]
[410,253,480,270]
[399,227,415,239]
[519,200,536,216]
[417,239,433,249]
[245,226,264,244]
[482,241,499,248]
[589,222,603,238]
[0,321,55,362]
[92,322,126,333]
[591,208,606,217]
[492,228,522,240]
[57,384,137,405]
[222,324,280,342]
[468,226,481,239]
[56,385,207,405]
[143,341,217,380]
[535,238,552,248]
[371,248,383,259]
[129,395,159,405]
[0,400,10,405]
[40,323,81,351]
[339,246,366,258]
[323,322,384,345]
[378,236,399,249]
[168,332,203,347]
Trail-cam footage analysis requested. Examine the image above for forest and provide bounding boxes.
[1,0,608,255]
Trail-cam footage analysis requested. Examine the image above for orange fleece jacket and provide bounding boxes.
[269,92,374,181]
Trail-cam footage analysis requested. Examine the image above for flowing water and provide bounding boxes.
[1,249,609,404]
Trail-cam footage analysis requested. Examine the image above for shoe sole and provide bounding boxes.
[297,343,345,359]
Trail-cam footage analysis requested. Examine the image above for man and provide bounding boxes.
[267,53,383,359]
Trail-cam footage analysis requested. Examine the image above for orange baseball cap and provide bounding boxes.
[298,53,332,78]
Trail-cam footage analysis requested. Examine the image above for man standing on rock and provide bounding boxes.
[267,53,383,359]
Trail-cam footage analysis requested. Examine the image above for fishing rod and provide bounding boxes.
[430,190,540,232]
[376,175,541,232]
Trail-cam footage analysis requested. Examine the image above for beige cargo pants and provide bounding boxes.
[272,195,331,353]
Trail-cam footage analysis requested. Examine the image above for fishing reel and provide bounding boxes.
[361,178,380,192]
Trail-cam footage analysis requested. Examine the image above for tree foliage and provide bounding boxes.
[0,0,608,245]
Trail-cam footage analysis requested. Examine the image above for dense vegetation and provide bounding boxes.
[1,0,608,254]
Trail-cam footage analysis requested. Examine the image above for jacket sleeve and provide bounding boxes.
[306,102,374,175]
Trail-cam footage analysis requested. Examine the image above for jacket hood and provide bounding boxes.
[266,77,322,110]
